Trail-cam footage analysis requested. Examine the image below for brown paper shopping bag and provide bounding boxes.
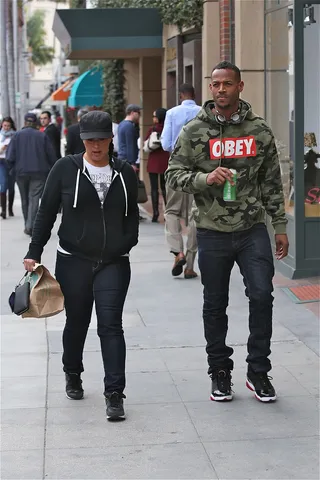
[22,264,64,318]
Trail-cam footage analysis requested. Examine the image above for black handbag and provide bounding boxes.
[8,273,30,316]
[137,180,148,204]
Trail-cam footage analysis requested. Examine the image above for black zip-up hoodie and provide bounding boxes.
[26,154,139,263]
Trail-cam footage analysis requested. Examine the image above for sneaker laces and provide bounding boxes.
[256,372,273,390]
[67,373,82,390]
[211,369,233,392]
[107,392,126,407]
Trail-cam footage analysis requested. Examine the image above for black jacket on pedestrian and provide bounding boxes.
[65,123,85,155]
[26,154,139,263]
[6,126,57,177]
[45,123,61,159]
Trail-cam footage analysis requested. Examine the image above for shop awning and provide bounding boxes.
[51,79,73,101]
[53,8,163,60]
[68,68,103,108]
[35,90,52,109]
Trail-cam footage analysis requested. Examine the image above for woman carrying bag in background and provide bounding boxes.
[144,108,169,222]
[0,117,16,219]
[23,111,139,421]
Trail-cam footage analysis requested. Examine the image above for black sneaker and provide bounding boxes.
[210,369,233,401]
[105,392,126,421]
[65,373,84,400]
[246,368,277,402]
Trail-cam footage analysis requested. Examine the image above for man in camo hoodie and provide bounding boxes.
[165,61,289,403]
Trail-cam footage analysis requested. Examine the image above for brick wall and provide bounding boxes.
[220,0,233,61]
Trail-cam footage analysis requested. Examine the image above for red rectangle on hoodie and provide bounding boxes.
[209,136,257,160]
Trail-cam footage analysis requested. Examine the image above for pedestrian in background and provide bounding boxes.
[6,113,57,235]
[0,116,16,219]
[166,61,289,403]
[161,84,200,279]
[118,104,141,170]
[23,111,139,421]
[105,109,119,156]
[145,108,169,222]
[40,111,61,160]
[65,109,88,155]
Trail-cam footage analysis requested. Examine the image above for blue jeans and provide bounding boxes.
[0,160,8,193]
[55,253,131,394]
[197,223,274,374]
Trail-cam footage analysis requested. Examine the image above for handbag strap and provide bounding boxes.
[17,272,28,287]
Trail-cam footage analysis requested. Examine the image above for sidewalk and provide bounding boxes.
[1,205,319,480]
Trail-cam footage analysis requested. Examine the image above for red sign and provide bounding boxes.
[305,187,320,204]
[209,135,257,160]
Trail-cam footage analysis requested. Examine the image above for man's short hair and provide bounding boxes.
[77,108,88,119]
[126,104,141,114]
[211,61,241,82]
[41,110,51,118]
[179,83,195,97]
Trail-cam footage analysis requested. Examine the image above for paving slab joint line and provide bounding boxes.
[166,368,219,479]
[49,338,306,356]
[137,308,147,327]
[283,364,320,395]
[42,317,50,480]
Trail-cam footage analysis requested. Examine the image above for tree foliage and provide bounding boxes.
[27,10,55,65]
[69,0,86,7]
[100,60,126,123]
[93,0,204,30]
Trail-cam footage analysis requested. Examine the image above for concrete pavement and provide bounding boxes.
[1,202,319,479]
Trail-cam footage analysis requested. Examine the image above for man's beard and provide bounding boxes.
[216,102,231,110]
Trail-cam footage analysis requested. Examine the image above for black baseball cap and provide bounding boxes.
[80,111,113,140]
[126,104,141,114]
[25,113,37,123]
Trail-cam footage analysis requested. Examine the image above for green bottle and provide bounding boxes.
[223,169,237,201]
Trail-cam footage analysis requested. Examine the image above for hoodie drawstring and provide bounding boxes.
[204,125,223,218]
[73,169,80,208]
[119,172,128,217]
[73,166,128,217]
[219,125,223,167]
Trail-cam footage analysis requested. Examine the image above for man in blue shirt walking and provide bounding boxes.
[118,104,141,168]
[161,84,201,279]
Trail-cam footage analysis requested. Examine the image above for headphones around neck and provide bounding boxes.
[213,103,244,125]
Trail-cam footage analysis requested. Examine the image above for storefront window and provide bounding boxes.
[265,6,294,215]
[304,3,320,217]
[266,0,292,8]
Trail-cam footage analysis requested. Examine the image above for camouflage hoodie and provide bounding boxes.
[165,99,287,234]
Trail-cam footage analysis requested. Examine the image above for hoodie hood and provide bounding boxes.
[70,152,127,173]
[198,99,257,126]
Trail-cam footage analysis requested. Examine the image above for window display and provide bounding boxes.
[304,4,320,217]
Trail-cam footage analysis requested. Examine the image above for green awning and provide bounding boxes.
[68,68,103,108]
[53,8,163,60]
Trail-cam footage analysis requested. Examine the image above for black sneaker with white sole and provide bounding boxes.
[210,369,233,401]
[246,368,277,402]
[65,373,84,400]
[105,392,126,421]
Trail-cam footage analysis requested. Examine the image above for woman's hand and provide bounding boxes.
[23,259,36,272]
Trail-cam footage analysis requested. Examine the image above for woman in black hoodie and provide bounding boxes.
[24,111,139,420]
